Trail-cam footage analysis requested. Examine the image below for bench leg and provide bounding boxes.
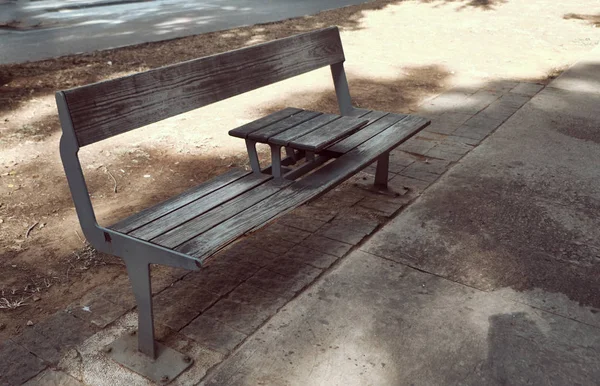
[270,145,283,178]
[245,140,261,174]
[284,147,297,164]
[125,261,156,359]
[374,152,389,189]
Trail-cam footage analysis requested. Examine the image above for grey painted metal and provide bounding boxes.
[245,140,262,174]
[125,261,156,358]
[375,153,390,189]
[270,145,283,179]
[105,332,193,384]
[284,147,297,163]
[330,62,356,116]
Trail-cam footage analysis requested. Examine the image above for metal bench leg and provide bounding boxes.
[245,140,261,174]
[374,152,389,189]
[126,261,156,358]
[285,147,297,164]
[270,145,283,178]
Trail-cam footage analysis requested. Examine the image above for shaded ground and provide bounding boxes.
[1,0,600,340]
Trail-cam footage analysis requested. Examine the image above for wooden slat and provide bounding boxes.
[152,180,290,249]
[269,113,342,147]
[129,173,271,240]
[110,168,248,234]
[176,115,429,259]
[63,27,345,146]
[325,112,407,155]
[228,108,302,139]
[248,111,321,142]
[288,116,368,152]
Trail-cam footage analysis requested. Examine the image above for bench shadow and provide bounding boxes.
[418,0,508,11]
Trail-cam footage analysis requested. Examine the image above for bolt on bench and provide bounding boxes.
[56,26,429,383]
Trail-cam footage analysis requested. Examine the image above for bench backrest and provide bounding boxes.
[58,27,345,147]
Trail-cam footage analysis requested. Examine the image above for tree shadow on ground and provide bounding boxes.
[419,0,508,11]
[564,13,600,28]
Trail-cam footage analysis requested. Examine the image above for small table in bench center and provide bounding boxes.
[230,108,370,179]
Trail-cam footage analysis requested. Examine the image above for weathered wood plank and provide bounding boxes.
[228,107,302,139]
[248,111,321,142]
[152,180,290,249]
[64,27,344,146]
[325,112,407,155]
[177,115,429,259]
[110,168,248,234]
[129,173,271,240]
[268,113,342,147]
[288,116,368,152]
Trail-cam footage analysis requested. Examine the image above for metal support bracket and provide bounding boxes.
[105,332,193,384]
[245,139,261,174]
[374,152,389,189]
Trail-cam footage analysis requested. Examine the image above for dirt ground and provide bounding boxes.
[1,0,599,340]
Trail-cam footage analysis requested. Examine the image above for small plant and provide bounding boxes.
[0,297,27,309]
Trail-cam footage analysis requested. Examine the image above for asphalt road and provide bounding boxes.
[0,0,369,64]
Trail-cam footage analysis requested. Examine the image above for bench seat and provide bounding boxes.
[109,112,428,263]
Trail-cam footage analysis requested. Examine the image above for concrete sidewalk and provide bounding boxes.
[201,47,600,384]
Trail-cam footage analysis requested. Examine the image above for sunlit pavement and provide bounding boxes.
[0,0,369,64]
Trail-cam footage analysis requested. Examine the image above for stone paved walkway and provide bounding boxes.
[0,77,550,385]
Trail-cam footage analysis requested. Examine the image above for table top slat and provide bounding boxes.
[325,112,407,154]
[248,110,321,142]
[269,113,341,147]
[228,107,302,139]
[288,115,368,152]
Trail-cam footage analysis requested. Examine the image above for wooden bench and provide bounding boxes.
[56,26,429,379]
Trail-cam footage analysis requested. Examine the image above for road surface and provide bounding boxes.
[0,0,369,64]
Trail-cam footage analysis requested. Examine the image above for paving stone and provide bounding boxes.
[243,232,297,255]
[98,275,136,309]
[278,213,328,232]
[23,369,83,386]
[389,150,417,171]
[425,147,465,161]
[301,235,352,257]
[0,339,46,385]
[402,158,451,175]
[462,114,505,131]
[311,187,366,210]
[38,311,98,348]
[182,315,247,354]
[418,88,474,114]
[283,245,339,269]
[510,82,544,96]
[216,242,279,267]
[227,282,289,311]
[203,299,273,335]
[184,260,260,295]
[291,205,338,223]
[320,223,371,245]
[246,267,317,296]
[264,258,322,280]
[68,295,129,328]
[263,223,312,244]
[460,89,502,114]
[425,112,474,135]
[478,98,521,121]
[398,137,438,156]
[446,135,480,147]
[12,328,62,365]
[388,175,433,195]
[331,213,380,235]
[427,139,473,156]
[483,80,520,93]
[357,197,405,217]
[452,124,492,141]
[399,168,441,183]
[153,280,219,330]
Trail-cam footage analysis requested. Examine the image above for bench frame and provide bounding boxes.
[57,27,399,375]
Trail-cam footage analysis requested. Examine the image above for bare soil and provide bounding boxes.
[1,0,599,339]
